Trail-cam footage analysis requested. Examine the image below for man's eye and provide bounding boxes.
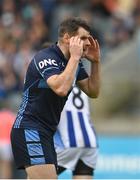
[81,37,87,40]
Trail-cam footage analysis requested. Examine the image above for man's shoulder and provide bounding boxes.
[34,47,59,63]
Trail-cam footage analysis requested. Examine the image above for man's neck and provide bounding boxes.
[57,41,70,60]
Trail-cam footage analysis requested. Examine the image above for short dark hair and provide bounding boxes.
[58,17,91,37]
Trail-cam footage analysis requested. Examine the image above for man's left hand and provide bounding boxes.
[85,36,100,63]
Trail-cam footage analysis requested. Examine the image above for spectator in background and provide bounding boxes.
[0,58,19,95]
[13,37,35,89]
[132,0,140,28]
[0,109,15,179]
[28,6,49,50]
[0,0,16,28]
[40,0,57,26]
[105,12,134,48]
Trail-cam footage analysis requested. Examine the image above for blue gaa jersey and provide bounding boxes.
[13,44,88,132]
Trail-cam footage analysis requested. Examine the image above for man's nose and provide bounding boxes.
[86,39,91,46]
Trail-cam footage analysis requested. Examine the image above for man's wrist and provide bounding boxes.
[69,56,80,62]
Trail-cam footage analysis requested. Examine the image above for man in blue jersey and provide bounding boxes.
[10,17,101,179]
[55,87,98,179]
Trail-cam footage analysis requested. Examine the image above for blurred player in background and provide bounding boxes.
[0,109,15,179]
[54,86,98,179]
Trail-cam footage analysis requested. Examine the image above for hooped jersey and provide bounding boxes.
[54,86,98,148]
[13,44,88,132]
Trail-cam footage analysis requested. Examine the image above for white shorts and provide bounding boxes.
[0,144,13,161]
[56,147,98,171]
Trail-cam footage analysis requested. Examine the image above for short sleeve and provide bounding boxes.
[76,61,88,81]
[33,51,61,80]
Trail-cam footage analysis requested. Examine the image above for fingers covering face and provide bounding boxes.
[88,36,100,49]
[70,36,83,47]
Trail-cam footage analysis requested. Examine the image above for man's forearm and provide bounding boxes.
[88,61,100,98]
[77,61,100,98]
[56,57,79,93]
[47,57,79,96]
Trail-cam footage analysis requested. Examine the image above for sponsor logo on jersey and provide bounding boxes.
[39,59,58,69]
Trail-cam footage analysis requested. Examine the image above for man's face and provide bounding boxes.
[76,27,91,57]
[62,27,91,58]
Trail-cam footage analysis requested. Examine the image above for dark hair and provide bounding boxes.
[58,17,91,37]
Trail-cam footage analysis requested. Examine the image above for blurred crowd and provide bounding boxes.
[0,0,140,103]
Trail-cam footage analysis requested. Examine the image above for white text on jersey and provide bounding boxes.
[39,59,58,69]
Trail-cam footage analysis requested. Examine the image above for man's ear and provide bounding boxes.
[63,33,71,44]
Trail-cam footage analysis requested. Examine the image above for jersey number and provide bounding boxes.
[72,87,84,109]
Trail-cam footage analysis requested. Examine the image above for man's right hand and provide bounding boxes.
[69,36,83,61]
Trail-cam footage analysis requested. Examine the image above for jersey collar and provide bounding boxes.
[52,43,68,63]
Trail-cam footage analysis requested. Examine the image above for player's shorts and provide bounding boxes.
[56,147,98,171]
[0,143,13,161]
[10,128,57,169]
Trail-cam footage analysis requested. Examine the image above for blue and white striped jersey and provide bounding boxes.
[54,86,98,148]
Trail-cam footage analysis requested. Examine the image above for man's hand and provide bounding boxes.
[69,36,83,61]
[85,36,100,63]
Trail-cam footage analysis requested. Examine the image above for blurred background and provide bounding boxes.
[0,0,139,179]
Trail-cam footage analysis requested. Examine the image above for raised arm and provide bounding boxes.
[77,37,101,98]
[47,37,83,96]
